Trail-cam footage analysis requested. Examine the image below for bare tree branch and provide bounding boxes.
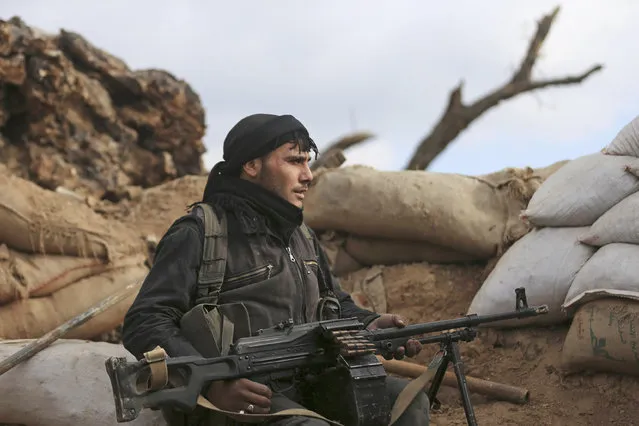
[311,131,375,171]
[310,149,346,172]
[404,6,604,171]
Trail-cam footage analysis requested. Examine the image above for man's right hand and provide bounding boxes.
[206,378,272,414]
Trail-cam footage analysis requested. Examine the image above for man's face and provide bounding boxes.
[249,142,313,208]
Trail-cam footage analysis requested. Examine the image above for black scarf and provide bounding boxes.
[203,175,303,243]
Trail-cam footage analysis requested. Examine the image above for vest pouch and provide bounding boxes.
[180,303,235,358]
[315,296,342,321]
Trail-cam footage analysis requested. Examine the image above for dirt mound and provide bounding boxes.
[97,174,208,239]
[0,16,206,201]
[340,262,639,425]
[339,262,485,322]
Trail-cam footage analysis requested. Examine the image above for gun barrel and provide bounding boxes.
[368,305,548,342]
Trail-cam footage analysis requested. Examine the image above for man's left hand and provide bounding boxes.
[366,314,422,360]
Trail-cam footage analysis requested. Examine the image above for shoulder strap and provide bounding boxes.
[300,222,321,262]
[298,222,337,297]
[300,222,313,241]
[194,203,228,306]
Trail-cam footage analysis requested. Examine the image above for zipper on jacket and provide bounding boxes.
[226,264,273,285]
[286,247,295,262]
[303,260,317,275]
[290,248,311,275]
[287,245,307,321]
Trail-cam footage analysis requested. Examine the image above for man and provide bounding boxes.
[122,113,430,425]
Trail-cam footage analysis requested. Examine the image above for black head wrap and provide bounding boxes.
[203,113,319,201]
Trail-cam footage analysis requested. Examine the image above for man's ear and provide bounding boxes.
[241,158,262,179]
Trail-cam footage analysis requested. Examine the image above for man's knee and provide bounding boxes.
[266,393,331,426]
[410,390,430,412]
[385,376,430,424]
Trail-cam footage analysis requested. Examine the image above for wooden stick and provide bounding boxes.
[311,131,374,171]
[310,148,347,172]
[0,281,141,376]
[379,357,530,405]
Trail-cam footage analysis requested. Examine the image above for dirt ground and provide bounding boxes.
[340,263,639,426]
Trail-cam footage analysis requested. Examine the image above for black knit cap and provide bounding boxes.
[203,113,319,200]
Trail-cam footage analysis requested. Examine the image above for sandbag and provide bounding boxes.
[0,261,149,339]
[332,247,364,276]
[562,243,639,312]
[344,235,478,266]
[0,171,145,259]
[521,153,639,227]
[316,231,364,277]
[305,165,545,258]
[0,245,146,305]
[477,160,569,187]
[466,227,596,327]
[344,266,387,313]
[602,114,639,157]
[561,298,639,376]
[579,191,639,246]
[0,339,165,426]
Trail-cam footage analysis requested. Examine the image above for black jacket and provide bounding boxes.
[122,185,379,360]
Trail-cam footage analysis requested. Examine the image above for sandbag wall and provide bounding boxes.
[0,166,149,339]
[302,161,566,314]
[466,114,639,376]
[304,162,566,277]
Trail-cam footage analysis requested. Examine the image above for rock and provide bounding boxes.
[0,16,207,201]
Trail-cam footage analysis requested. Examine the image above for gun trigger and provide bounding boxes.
[143,346,169,391]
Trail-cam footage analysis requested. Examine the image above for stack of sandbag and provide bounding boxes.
[0,166,149,339]
[0,339,164,425]
[304,161,566,276]
[559,114,639,376]
[466,114,639,329]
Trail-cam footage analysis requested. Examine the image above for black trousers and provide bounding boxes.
[166,376,430,426]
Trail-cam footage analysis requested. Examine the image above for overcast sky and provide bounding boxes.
[4,0,638,175]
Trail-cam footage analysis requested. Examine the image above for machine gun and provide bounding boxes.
[105,288,548,426]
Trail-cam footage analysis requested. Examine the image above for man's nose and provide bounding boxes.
[300,162,313,183]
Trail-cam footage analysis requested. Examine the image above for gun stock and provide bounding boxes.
[106,353,248,422]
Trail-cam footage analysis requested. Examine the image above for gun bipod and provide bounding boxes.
[423,328,478,426]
